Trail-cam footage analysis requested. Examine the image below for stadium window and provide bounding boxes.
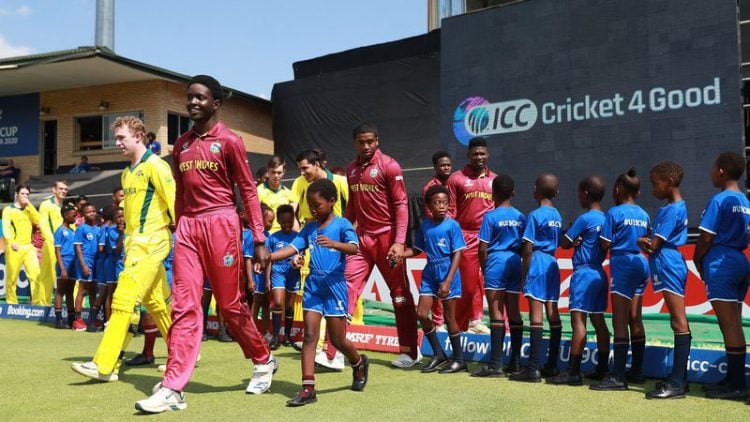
[75,111,144,151]
[167,112,193,145]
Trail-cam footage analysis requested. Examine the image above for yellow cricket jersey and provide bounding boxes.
[121,150,175,236]
[38,197,63,241]
[291,171,348,222]
[2,203,40,244]
[257,181,296,232]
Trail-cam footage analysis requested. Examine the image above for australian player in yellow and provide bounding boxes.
[2,184,41,304]
[37,180,69,305]
[71,115,175,382]
[257,156,298,232]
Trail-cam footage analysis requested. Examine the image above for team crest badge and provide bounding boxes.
[182,142,190,151]
[437,237,448,247]
[369,168,378,178]
[86,233,94,240]
[210,142,221,153]
[223,253,235,266]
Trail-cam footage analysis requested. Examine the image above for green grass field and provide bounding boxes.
[1,319,749,421]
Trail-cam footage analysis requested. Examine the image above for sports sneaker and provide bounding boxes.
[54,319,67,329]
[157,364,166,373]
[351,354,369,391]
[287,389,317,407]
[72,318,87,332]
[135,387,186,413]
[125,354,155,366]
[391,350,423,369]
[468,320,490,334]
[71,361,119,382]
[246,357,276,394]
[268,336,280,350]
[315,350,345,371]
[217,328,234,343]
[589,375,628,391]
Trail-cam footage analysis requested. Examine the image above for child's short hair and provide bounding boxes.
[82,202,96,212]
[308,178,337,201]
[260,203,273,215]
[112,186,123,194]
[468,137,487,149]
[714,152,745,180]
[535,173,559,199]
[492,174,514,201]
[650,161,684,186]
[579,175,605,201]
[424,185,449,204]
[276,204,295,218]
[615,168,640,197]
[431,151,451,166]
[100,205,116,221]
[60,201,78,218]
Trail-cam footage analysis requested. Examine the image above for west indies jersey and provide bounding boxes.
[447,165,496,232]
[345,149,408,244]
[173,121,266,243]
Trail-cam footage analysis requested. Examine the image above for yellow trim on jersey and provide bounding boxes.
[121,150,175,236]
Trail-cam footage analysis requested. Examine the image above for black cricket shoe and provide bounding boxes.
[508,367,542,383]
[704,386,748,401]
[287,390,317,407]
[281,338,295,348]
[351,355,369,391]
[626,370,646,384]
[54,320,68,330]
[546,369,583,386]
[646,381,687,400]
[504,359,522,375]
[471,365,505,378]
[125,353,155,366]
[267,336,280,350]
[540,365,559,378]
[421,357,448,373]
[589,375,628,391]
[439,360,468,374]
[583,368,608,380]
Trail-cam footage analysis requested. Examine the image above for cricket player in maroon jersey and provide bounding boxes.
[136,75,275,414]
[447,137,496,334]
[420,151,453,330]
[345,122,420,368]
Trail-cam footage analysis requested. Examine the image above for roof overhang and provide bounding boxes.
[0,46,269,106]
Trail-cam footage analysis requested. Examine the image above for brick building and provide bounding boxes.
[0,46,272,182]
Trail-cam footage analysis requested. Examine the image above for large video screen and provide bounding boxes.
[441,0,743,225]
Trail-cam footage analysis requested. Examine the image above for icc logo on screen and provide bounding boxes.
[453,96,538,145]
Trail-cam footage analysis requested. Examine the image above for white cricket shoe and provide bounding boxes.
[315,350,345,371]
[468,320,491,334]
[391,350,423,368]
[71,361,119,382]
[246,356,276,394]
[135,387,186,413]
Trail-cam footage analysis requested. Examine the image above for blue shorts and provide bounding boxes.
[253,271,267,294]
[523,251,560,302]
[302,270,348,317]
[115,259,124,281]
[569,266,608,313]
[419,257,462,299]
[271,265,301,293]
[703,247,750,302]
[649,248,687,296]
[56,256,76,279]
[610,253,649,300]
[95,255,108,284]
[76,257,96,282]
[484,251,521,293]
